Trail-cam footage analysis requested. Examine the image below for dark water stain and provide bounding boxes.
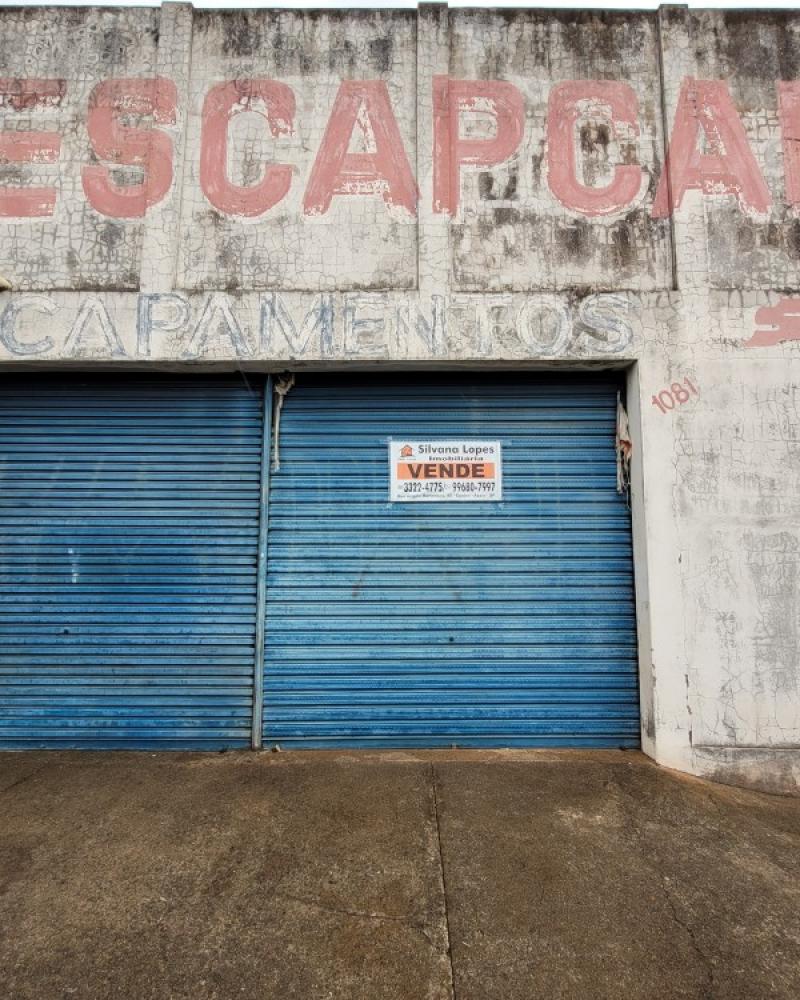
[786,221,800,259]
[368,36,393,74]
[610,221,635,270]
[555,219,592,264]
[580,122,611,157]
[219,11,259,58]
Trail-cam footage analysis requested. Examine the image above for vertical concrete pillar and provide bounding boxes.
[139,1,194,293]
[417,3,451,306]
[627,302,694,775]
[626,362,657,760]
[657,4,712,293]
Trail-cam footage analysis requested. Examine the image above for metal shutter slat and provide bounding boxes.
[262,373,640,749]
[0,375,263,750]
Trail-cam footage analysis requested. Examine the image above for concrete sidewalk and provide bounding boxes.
[0,750,798,1000]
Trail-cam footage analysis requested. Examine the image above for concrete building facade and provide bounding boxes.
[0,3,798,793]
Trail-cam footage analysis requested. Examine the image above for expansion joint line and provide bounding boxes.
[430,763,459,1000]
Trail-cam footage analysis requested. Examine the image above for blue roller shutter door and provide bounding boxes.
[263,373,639,748]
[0,375,263,749]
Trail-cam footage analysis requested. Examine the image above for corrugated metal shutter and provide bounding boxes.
[0,375,264,749]
[263,373,639,748]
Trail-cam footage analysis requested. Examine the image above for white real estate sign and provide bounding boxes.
[388,440,503,502]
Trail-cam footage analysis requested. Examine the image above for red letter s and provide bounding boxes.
[82,77,177,219]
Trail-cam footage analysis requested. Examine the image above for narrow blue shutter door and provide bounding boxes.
[263,373,639,748]
[0,375,263,749]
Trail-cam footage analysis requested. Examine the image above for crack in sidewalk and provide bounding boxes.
[431,763,458,1000]
[270,888,448,955]
[272,890,424,928]
[0,764,47,797]
[660,878,716,1000]
[609,769,716,1000]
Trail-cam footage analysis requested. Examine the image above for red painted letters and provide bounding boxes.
[0,79,65,217]
[432,76,525,216]
[547,81,642,216]
[200,80,295,217]
[746,298,800,347]
[1,73,796,222]
[303,81,417,216]
[82,78,177,219]
[778,82,800,207]
[652,78,771,218]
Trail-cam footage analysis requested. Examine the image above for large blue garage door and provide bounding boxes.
[0,375,264,749]
[263,373,640,748]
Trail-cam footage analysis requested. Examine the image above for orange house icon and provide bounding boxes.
[400,445,413,457]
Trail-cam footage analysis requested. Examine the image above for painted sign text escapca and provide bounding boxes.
[0,76,797,221]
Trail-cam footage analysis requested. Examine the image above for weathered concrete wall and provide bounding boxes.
[447,9,671,292]
[0,6,160,289]
[0,3,798,792]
